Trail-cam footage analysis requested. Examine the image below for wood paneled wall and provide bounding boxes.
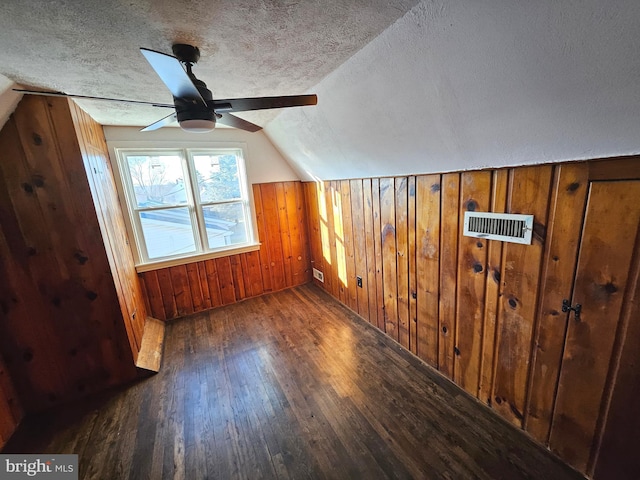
[303,159,640,478]
[69,100,147,359]
[0,354,22,449]
[139,181,312,321]
[0,96,137,413]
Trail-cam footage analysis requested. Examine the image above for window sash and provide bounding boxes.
[198,201,249,250]
[188,150,244,205]
[136,206,199,260]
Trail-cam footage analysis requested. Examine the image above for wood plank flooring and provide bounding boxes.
[3,284,583,480]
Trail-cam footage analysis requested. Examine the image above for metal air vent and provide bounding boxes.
[463,211,534,245]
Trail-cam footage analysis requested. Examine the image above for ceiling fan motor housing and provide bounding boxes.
[176,105,215,124]
[175,78,216,125]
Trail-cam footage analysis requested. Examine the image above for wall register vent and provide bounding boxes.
[312,268,325,283]
[463,211,534,245]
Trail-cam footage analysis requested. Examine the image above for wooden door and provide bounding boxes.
[549,178,640,474]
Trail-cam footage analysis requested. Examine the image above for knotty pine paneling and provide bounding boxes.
[454,171,491,395]
[478,169,508,408]
[0,96,137,412]
[438,173,459,378]
[0,354,23,449]
[68,101,147,359]
[525,164,589,442]
[415,174,441,367]
[139,181,312,321]
[492,166,553,426]
[302,158,640,478]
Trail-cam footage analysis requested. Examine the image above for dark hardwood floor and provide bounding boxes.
[4,284,583,479]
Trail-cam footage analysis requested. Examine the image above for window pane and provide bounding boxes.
[126,154,187,208]
[139,207,196,259]
[193,154,241,202]
[203,202,248,249]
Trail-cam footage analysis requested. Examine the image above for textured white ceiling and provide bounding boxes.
[267,0,640,180]
[0,0,419,128]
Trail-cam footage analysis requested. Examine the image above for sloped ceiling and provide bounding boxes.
[1,0,639,181]
[267,0,640,180]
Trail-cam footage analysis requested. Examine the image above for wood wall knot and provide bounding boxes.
[566,182,581,193]
[382,224,396,237]
[602,282,618,295]
[31,133,42,145]
[464,199,477,211]
[492,268,501,284]
[73,251,89,265]
[85,291,98,301]
[31,175,45,188]
[590,279,619,302]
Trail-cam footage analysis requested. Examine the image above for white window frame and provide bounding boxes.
[111,145,260,271]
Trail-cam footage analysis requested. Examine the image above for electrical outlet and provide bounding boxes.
[312,268,324,283]
[356,276,363,288]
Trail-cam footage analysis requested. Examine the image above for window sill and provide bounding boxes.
[135,243,261,273]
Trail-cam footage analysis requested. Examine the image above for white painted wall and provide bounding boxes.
[0,74,22,130]
[266,0,640,181]
[104,126,299,184]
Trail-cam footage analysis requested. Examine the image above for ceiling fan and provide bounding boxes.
[14,43,318,133]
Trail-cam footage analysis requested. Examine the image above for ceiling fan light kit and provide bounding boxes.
[178,118,216,133]
[14,43,317,134]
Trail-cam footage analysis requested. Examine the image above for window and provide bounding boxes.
[114,148,258,268]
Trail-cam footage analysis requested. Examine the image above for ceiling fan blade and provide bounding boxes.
[211,94,317,113]
[140,112,178,132]
[216,113,262,132]
[13,89,174,108]
[140,48,205,105]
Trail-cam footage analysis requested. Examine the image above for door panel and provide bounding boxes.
[594,235,640,478]
[549,180,640,472]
